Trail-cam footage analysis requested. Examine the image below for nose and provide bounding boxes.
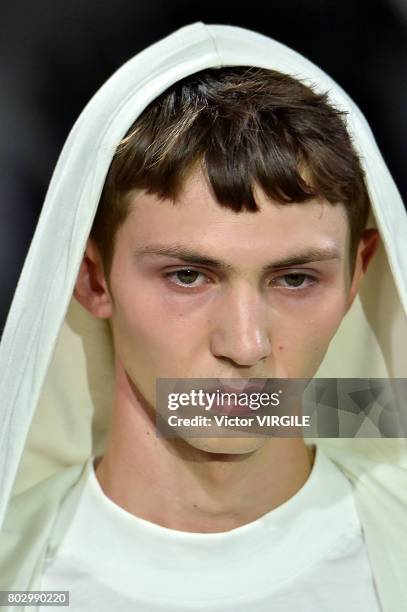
[210,284,272,367]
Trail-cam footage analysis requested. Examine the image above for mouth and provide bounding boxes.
[206,379,268,394]
[202,380,269,416]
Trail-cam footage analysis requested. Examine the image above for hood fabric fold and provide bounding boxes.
[0,21,406,610]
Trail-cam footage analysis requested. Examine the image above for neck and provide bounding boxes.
[95,369,315,534]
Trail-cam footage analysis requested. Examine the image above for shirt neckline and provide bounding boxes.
[48,444,362,601]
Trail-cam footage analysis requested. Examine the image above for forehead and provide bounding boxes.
[119,167,350,264]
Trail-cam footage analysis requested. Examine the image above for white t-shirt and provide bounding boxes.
[39,445,382,611]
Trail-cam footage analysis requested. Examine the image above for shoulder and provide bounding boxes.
[315,438,407,500]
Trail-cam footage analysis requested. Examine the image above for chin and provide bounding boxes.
[186,435,267,456]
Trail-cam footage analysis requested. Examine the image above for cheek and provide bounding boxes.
[304,297,347,338]
[276,286,348,337]
[109,281,210,373]
[271,291,348,374]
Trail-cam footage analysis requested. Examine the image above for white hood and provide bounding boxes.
[0,21,406,608]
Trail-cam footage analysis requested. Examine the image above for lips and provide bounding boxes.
[201,381,269,416]
[232,383,268,395]
[204,380,269,396]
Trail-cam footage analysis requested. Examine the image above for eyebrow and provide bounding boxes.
[134,243,342,273]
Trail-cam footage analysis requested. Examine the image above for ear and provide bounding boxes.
[73,237,113,318]
[346,228,380,311]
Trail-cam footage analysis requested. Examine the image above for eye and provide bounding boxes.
[165,268,210,288]
[272,273,316,289]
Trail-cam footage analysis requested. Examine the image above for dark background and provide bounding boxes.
[1,0,406,333]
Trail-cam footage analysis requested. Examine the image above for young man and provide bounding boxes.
[0,22,406,612]
[75,64,378,518]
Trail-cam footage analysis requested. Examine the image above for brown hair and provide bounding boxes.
[90,66,370,280]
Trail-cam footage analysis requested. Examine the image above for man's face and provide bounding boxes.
[97,166,356,452]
